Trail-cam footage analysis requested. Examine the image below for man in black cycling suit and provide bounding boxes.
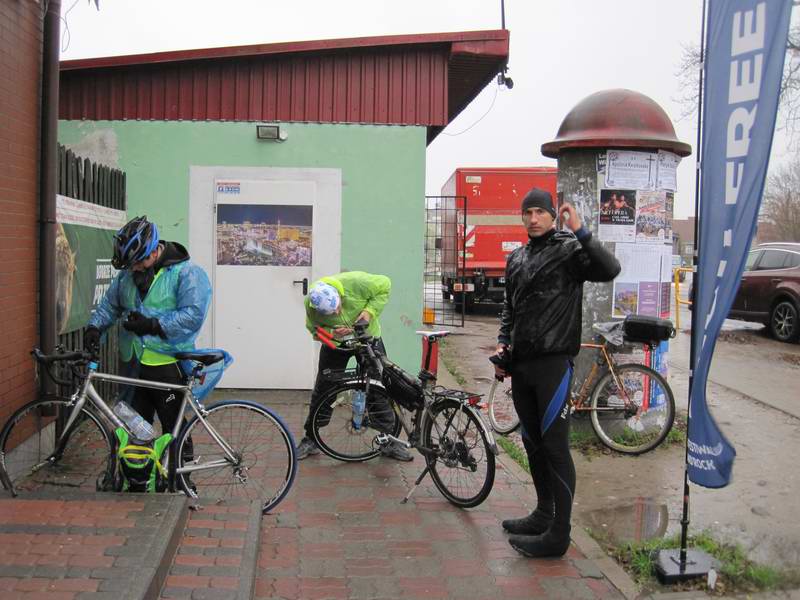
[491,188,620,558]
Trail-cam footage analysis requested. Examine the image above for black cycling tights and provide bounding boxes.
[131,362,192,460]
[511,354,576,533]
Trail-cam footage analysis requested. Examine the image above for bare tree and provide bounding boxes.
[760,158,800,242]
[676,24,800,137]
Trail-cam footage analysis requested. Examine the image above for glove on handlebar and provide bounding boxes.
[489,347,512,371]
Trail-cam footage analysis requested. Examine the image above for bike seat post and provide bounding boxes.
[420,335,439,381]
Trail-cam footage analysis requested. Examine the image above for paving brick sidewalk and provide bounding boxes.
[254,395,626,600]
[0,493,186,600]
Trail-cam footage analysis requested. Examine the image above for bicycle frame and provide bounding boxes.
[55,367,239,481]
[571,340,648,413]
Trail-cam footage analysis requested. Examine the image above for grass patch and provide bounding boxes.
[569,425,603,455]
[665,413,687,445]
[496,436,530,474]
[591,529,800,596]
[438,339,468,387]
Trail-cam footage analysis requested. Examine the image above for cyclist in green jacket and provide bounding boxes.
[296,271,412,462]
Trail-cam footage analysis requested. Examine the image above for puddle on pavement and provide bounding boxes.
[582,497,670,544]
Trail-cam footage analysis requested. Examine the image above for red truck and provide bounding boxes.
[440,167,558,311]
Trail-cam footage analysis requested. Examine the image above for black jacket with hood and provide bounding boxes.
[498,228,621,358]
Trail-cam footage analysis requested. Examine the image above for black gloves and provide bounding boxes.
[84,327,101,354]
[123,311,164,337]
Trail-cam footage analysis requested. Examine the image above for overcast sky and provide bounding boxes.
[59,0,796,219]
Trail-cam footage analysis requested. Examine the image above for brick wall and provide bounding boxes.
[0,1,43,422]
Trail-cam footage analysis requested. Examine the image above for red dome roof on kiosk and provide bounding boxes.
[541,89,692,158]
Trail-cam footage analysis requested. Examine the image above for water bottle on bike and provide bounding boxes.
[113,401,155,442]
[351,390,366,430]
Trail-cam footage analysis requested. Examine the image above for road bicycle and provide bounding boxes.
[0,347,298,513]
[487,323,676,455]
[310,325,497,508]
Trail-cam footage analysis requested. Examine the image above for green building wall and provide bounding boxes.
[58,120,426,373]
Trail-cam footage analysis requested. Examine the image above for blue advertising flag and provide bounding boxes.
[691,0,792,488]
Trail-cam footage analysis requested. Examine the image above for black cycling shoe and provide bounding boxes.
[508,527,571,558]
[502,508,554,535]
[380,441,413,462]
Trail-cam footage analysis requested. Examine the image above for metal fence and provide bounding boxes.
[56,144,126,398]
[423,196,466,327]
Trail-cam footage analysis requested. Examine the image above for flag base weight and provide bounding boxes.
[654,548,716,584]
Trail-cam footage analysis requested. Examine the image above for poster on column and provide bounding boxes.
[664,192,674,244]
[635,190,667,244]
[612,244,672,318]
[598,189,636,242]
[656,150,680,191]
[605,150,657,189]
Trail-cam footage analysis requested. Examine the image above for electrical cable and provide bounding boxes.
[60,0,80,53]
[441,85,500,137]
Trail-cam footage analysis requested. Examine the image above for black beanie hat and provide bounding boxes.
[521,188,556,218]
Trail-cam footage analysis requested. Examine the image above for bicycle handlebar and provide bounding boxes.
[31,347,95,387]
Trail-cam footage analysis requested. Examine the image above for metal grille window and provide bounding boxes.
[423,196,466,327]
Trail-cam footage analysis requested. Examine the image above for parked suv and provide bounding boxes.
[729,242,800,343]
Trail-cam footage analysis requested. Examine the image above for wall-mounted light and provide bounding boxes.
[256,124,288,142]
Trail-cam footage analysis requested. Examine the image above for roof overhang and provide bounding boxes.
[59,30,509,145]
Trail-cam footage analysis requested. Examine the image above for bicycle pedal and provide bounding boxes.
[374,433,390,446]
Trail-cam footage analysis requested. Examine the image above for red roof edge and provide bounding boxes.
[60,29,509,71]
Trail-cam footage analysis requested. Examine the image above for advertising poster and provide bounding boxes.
[613,282,639,317]
[660,282,672,319]
[599,189,637,242]
[637,282,660,317]
[605,150,657,190]
[612,243,673,318]
[664,191,674,244]
[216,204,313,266]
[656,150,680,191]
[635,190,668,244]
[55,195,126,335]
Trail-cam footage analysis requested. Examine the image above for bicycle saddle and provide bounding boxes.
[174,351,227,366]
[415,330,450,340]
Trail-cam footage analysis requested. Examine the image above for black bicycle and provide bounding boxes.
[310,325,497,508]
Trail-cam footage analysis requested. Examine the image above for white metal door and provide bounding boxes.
[214,180,315,388]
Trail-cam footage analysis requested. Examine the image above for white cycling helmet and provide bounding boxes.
[309,282,341,315]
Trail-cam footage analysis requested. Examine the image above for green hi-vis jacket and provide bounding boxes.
[304,271,391,344]
[89,258,211,364]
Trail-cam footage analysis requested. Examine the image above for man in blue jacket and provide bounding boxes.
[85,216,211,450]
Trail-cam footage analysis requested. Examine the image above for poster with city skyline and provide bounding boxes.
[216,204,312,266]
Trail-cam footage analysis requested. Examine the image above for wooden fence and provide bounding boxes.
[56,144,126,397]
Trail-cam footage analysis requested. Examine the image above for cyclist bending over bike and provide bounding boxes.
[491,189,620,558]
[84,216,212,466]
[296,272,412,462]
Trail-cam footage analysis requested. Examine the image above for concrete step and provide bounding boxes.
[159,498,262,600]
[0,490,188,599]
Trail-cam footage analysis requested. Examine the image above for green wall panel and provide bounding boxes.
[59,121,426,373]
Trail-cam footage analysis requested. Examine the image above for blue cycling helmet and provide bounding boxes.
[309,282,341,315]
[112,216,160,270]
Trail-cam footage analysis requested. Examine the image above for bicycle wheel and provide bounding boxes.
[312,382,402,462]
[176,400,297,513]
[0,397,114,493]
[422,398,495,508]
[487,377,519,434]
[589,364,675,455]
